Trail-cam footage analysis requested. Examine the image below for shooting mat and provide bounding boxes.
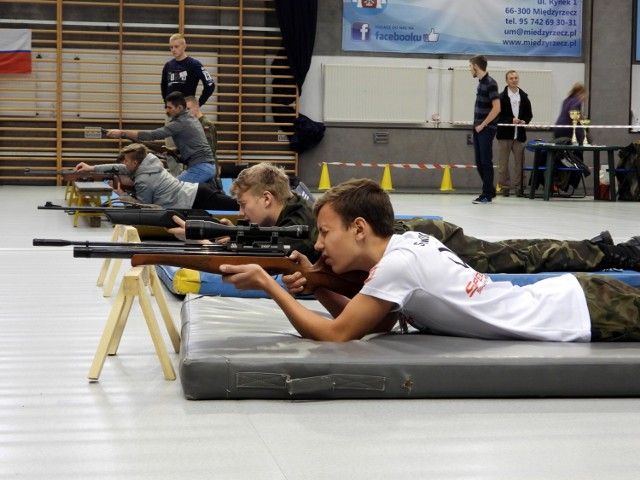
[179,294,640,400]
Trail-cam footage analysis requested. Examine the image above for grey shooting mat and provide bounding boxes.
[179,294,640,400]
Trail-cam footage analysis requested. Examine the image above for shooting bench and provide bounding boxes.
[67,181,113,227]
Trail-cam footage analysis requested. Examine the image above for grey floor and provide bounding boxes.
[2,185,640,479]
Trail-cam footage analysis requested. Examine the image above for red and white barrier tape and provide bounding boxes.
[322,162,475,169]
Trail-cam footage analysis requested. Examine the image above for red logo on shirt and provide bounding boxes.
[364,265,378,284]
[465,273,489,297]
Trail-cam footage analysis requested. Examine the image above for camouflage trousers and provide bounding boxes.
[575,273,640,342]
[396,219,604,274]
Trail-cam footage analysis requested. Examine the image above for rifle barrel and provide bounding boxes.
[34,238,208,249]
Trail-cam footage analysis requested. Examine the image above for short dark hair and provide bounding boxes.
[165,91,186,108]
[313,178,395,237]
[469,55,488,71]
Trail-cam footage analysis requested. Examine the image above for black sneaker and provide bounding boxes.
[599,243,640,271]
[589,231,614,245]
[472,194,492,204]
[618,236,640,248]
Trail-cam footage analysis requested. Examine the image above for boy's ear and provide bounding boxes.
[353,217,367,238]
[261,190,274,207]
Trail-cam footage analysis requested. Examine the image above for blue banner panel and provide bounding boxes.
[636,0,640,61]
[343,0,582,57]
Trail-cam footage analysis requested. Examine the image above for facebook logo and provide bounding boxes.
[351,22,370,41]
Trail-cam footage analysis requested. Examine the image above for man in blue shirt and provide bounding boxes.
[161,34,215,107]
[470,55,501,204]
[161,34,215,176]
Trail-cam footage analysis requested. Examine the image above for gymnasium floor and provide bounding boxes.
[2,185,640,479]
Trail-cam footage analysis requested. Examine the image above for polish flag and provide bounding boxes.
[0,29,32,74]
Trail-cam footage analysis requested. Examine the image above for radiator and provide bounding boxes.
[322,63,428,124]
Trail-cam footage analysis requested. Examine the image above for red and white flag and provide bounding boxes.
[0,29,32,74]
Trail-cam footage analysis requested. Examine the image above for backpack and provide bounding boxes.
[555,149,591,192]
[616,141,640,201]
[289,114,326,153]
[552,137,590,193]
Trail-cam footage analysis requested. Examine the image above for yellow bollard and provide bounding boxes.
[318,162,331,190]
[439,165,455,191]
[380,164,394,191]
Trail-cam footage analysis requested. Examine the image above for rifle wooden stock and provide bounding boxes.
[25,168,135,192]
[131,254,367,298]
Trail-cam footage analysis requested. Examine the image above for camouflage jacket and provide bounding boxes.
[276,193,320,262]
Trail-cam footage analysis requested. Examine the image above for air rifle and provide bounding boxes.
[34,221,367,297]
[38,201,221,229]
[100,128,184,164]
[24,167,135,192]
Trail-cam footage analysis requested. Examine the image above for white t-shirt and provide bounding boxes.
[360,232,591,342]
[508,88,521,139]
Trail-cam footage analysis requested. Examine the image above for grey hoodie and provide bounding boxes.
[137,110,214,169]
[94,154,197,208]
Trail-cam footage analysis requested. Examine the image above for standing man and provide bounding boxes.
[496,70,533,197]
[107,92,218,185]
[469,55,501,204]
[162,34,215,110]
[161,33,215,176]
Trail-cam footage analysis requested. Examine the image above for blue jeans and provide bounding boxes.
[473,127,496,197]
[178,162,216,184]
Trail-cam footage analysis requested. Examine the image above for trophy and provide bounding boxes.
[569,110,581,145]
[580,118,591,146]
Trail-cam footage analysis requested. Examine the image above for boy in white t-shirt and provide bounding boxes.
[219,179,640,343]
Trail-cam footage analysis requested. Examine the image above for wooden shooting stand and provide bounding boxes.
[89,225,180,381]
[68,181,113,227]
[97,224,140,297]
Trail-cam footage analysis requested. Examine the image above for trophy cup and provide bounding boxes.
[580,118,591,146]
[569,110,581,145]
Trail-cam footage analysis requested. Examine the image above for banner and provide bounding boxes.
[343,0,582,57]
[0,29,32,74]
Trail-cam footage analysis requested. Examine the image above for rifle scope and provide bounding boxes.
[185,220,309,241]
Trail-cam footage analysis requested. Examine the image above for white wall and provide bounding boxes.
[300,55,586,126]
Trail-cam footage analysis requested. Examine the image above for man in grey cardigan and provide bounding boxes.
[74,143,237,211]
[106,92,217,185]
